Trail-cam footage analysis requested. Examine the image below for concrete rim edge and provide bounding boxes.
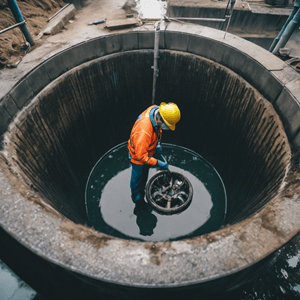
[1,23,300,287]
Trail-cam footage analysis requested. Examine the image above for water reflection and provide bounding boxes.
[134,203,158,236]
[227,232,300,300]
[0,260,36,300]
[85,143,226,241]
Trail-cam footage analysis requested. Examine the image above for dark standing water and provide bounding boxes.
[228,232,300,300]
[85,143,227,241]
[0,260,37,300]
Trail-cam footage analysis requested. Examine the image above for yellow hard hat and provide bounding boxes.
[159,102,181,131]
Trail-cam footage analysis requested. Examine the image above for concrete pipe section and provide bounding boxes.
[1,22,300,299]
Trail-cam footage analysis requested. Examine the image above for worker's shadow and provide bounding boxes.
[134,204,158,236]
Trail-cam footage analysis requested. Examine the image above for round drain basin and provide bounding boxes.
[85,142,227,241]
[146,171,193,215]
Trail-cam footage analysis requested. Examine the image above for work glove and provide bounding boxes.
[156,159,169,170]
[155,142,162,154]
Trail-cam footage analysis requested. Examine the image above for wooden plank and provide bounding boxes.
[105,18,139,29]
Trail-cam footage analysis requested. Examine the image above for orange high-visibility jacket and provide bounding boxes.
[128,105,162,166]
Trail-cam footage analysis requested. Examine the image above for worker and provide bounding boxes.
[128,102,181,206]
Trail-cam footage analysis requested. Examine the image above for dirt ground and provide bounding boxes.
[0,0,65,68]
[0,0,138,69]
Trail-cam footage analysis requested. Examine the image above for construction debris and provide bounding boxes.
[88,19,105,25]
[40,4,76,36]
[105,18,140,29]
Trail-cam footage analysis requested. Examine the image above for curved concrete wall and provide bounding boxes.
[2,50,290,226]
[1,23,300,299]
[1,23,300,147]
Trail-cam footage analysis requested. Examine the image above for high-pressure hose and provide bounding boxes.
[270,0,300,54]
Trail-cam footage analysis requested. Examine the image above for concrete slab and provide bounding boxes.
[138,31,155,49]
[285,77,300,100]
[41,4,77,36]
[0,104,11,136]
[164,20,206,35]
[165,31,190,52]
[0,94,19,118]
[105,18,140,29]
[9,78,35,109]
[271,64,299,86]
[105,34,123,53]
[42,51,71,81]
[275,77,300,141]
[121,32,139,51]
[26,65,51,96]
[274,86,300,140]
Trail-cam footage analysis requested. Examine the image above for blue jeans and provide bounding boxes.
[130,163,151,203]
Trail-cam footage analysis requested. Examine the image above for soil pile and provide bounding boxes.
[0,0,65,68]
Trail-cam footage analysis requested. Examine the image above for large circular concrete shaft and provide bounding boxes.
[0,23,300,299]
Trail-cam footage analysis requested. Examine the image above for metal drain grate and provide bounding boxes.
[146,171,193,215]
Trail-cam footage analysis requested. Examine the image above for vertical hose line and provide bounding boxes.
[220,0,231,30]
[223,0,236,38]
[152,21,160,105]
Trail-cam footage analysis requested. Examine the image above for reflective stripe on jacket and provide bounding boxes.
[128,105,162,166]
